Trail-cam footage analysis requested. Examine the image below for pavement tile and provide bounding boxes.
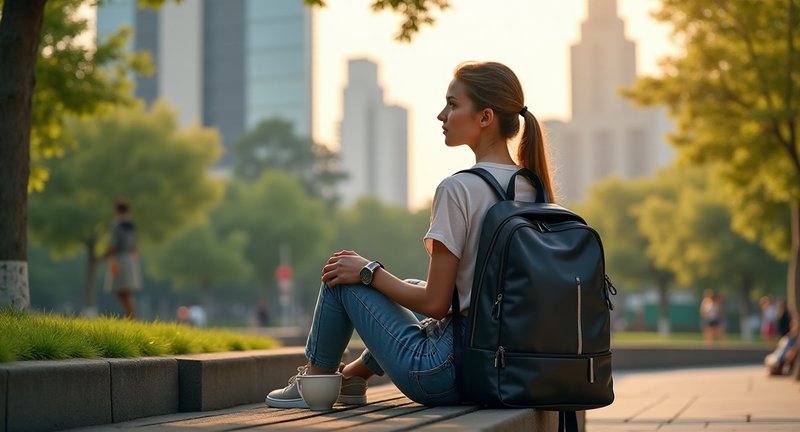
[587,365,800,432]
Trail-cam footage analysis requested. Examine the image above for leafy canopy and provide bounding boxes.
[28,101,223,255]
[624,0,800,258]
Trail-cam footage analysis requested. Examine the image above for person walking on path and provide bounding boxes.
[700,289,726,346]
[103,199,142,319]
[759,296,777,346]
[265,61,552,408]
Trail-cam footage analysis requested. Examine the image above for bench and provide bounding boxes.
[94,383,565,431]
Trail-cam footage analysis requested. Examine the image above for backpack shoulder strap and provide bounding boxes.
[455,168,508,201]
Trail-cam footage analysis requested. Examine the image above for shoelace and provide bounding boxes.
[287,365,309,385]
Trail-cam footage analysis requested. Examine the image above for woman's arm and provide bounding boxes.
[321,241,459,319]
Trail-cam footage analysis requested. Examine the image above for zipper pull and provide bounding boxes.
[604,274,617,310]
[535,221,551,232]
[494,346,506,369]
[491,293,503,319]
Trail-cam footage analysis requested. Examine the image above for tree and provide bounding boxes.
[623,1,800,327]
[0,0,149,308]
[0,0,447,308]
[147,224,251,315]
[331,198,431,280]
[27,102,223,314]
[233,118,346,207]
[575,175,677,334]
[635,170,785,338]
[211,172,332,304]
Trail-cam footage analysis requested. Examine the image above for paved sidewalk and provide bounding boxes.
[587,365,800,431]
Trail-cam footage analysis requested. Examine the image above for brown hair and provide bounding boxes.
[453,61,555,202]
[115,198,130,214]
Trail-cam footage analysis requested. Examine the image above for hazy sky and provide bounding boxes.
[313,0,677,209]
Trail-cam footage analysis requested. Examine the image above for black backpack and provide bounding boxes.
[451,168,617,431]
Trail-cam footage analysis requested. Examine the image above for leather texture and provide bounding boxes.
[454,168,615,412]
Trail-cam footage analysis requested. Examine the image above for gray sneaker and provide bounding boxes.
[337,363,367,405]
[265,364,368,408]
[265,365,309,408]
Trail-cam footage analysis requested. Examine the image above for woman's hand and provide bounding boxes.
[322,250,370,287]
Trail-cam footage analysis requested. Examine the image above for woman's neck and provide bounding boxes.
[473,136,515,165]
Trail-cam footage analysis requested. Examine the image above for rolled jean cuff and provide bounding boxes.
[360,349,385,376]
[305,347,342,372]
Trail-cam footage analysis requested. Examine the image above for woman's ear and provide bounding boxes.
[479,108,494,128]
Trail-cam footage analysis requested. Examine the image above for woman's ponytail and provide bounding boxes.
[519,111,555,203]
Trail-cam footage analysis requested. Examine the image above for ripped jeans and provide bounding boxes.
[304,279,464,406]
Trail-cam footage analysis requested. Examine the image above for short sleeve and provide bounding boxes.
[424,177,469,259]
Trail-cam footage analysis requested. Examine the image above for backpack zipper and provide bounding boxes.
[576,277,583,355]
[494,345,505,368]
[491,293,503,319]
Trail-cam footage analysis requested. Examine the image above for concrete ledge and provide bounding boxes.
[108,357,179,422]
[0,344,770,432]
[2,359,111,432]
[612,344,770,370]
[176,348,307,412]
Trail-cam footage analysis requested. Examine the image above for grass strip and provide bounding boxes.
[0,308,279,363]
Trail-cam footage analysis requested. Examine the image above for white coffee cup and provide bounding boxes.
[296,374,342,411]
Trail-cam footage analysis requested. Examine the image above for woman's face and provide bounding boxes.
[437,79,481,147]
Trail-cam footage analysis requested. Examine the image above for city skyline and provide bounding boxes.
[89,0,675,209]
[313,0,676,209]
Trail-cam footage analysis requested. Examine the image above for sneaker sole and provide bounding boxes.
[336,394,367,405]
[265,395,308,409]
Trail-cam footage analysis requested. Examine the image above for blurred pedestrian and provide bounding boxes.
[255,299,270,327]
[700,289,726,346]
[760,296,777,346]
[103,199,142,319]
[775,298,792,339]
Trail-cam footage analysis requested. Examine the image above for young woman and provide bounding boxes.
[266,61,555,408]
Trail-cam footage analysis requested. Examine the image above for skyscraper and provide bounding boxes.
[545,0,673,203]
[96,0,313,165]
[338,59,409,208]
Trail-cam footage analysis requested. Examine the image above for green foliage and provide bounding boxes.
[0,308,278,362]
[574,174,676,291]
[212,172,332,288]
[16,0,153,191]
[28,101,223,255]
[330,198,431,281]
[634,167,785,295]
[232,118,345,207]
[147,224,252,292]
[623,0,800,258]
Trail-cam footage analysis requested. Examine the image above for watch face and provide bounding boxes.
[360,267,372,285]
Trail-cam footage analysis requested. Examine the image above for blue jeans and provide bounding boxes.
[305,279,463,406]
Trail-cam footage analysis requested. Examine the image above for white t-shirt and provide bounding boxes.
[424,162,537,314]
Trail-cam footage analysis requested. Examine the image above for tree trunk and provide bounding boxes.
[83,238,99,317]
[657,278,671,336]
[739,276,753,341]
[788,200,800,380]
[0,0,48,308]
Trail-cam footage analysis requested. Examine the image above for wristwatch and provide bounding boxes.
[360,261,384,286]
